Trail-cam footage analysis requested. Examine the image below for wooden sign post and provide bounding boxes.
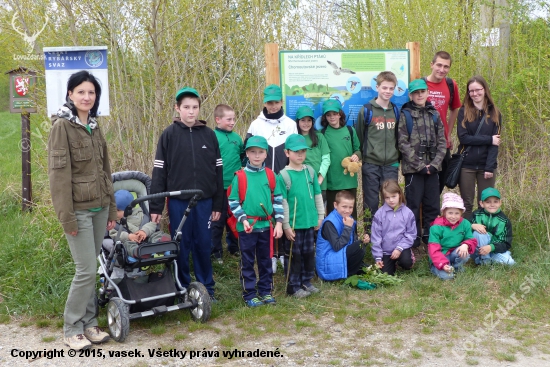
[6,67,37,212]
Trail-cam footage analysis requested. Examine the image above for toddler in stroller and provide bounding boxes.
[110,189,171,261]
[98,171,211,342]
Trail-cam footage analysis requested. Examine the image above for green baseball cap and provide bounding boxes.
[408,79,428,93]
[285,134,311,151]
[245,135,268,150]
[175,87,200,102]
[481,187,501,201]
[322,99,341,115]
[263,84,283,103]
[295,106,315,120]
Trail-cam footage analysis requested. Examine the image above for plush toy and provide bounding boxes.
[341,157,361,177]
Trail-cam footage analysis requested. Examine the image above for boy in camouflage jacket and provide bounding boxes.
[398,79,447,248]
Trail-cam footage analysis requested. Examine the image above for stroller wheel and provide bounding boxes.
[107,297,129,342]
[188,282,211,323]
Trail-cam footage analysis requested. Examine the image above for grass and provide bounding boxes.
[0,113,549,365]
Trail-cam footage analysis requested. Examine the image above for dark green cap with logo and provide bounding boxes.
[481,187,501,201]
[263,84,283,103]
[295,106,315,120]
[285,134,311,151]
[322,99,341,115]
[245,135,268,150]
[175,87,200,102]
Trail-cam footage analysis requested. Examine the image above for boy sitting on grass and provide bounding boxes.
[470,187,515,265]
[316,190,370,281]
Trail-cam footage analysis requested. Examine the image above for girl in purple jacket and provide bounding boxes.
[370,180,417,275]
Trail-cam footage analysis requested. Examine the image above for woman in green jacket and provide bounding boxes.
[48,71,116,350]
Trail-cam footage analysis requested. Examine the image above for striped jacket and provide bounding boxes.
[150,118,224,214]
[469,208,512,253]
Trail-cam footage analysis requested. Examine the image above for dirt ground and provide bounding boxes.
[1,314,549,367]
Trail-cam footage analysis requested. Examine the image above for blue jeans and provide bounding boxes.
[472,232,515,265]
[430,247,470,280]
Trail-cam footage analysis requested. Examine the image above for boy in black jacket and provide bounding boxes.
[150,87,224,300]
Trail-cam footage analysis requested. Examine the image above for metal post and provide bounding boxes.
[21,112,32,212]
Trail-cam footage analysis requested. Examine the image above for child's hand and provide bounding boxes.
[362,234,370,243]
[243,220,253,233]
[128,233,139,242]
[343,216,354,227]
[317,174,324,185]
[151,214,161,224]
[457,244,469,258]
[273,223,283,239]
[350,154,359,163]
[471,224,487,234]
[314,218,322,231]
[478,245,492,256]
[284,228,295,241]
[376,260,384,268]
[443,264,454,274]
[390,249,401,260]
[136,230,147,242]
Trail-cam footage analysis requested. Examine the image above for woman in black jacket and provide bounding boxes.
[456,75,501,218]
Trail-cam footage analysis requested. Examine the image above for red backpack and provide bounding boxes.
[226,168,276,239]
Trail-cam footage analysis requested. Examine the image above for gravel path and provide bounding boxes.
[1,317,550,366]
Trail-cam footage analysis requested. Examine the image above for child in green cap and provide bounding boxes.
[295,105,331,202]
[320,98,361,219]
[246,84,297,271]
[277,134,325,298]
[397,79,446,248]
[228,135,284,307]
[150,87,223,301]
[469,187,515,265]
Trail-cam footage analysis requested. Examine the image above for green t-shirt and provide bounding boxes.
[303,132,330,190]
[215,128,244,189]
[323,125,361,190]
[228,169,282,232]
[277,167,321,229]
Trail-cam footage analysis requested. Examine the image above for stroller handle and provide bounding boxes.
[124,190,204,216]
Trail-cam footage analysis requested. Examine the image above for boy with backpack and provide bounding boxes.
[228,136,284,307]
[278,134,325,298]
[246,84,297,271]
[355,71,400,228]
[397,79,446,248]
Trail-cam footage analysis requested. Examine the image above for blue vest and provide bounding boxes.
[316,209,356,281]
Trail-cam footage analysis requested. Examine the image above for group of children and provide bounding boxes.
[111,76,515,307]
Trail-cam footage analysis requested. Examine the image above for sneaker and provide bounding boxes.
[279,255,284,268]
[84,326,110,344]
[260,294,276,305]
[303,284,320,294]
[64,334,92,350]
[245,297,264,307]
[290,289,311,298]
[272,257,277,274]
[210,295,218,303]
[216,258,223,265]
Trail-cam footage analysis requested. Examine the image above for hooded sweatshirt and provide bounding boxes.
[245,108,297,174]
[370,203,416,261]
[150,118,224,214]
[355,99,400,165]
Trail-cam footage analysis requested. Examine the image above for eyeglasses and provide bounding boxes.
[468,88,484,94]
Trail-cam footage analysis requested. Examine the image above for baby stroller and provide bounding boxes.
[97,171,211,342]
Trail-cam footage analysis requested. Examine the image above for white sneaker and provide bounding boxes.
[279,256,284,268]
[272,257,277,274]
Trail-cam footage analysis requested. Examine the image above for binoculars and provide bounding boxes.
[419,140,437,160]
